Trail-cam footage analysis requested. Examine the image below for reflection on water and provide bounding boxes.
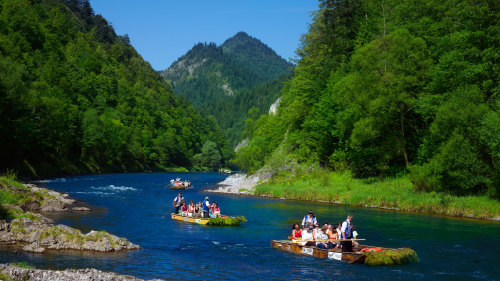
[1,172,499,281]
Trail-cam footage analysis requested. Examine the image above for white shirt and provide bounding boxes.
[341,220,351,238]
[302,229,314,240]
[173,196,183,206]
[301,215,317,227]
[313,229,322,240]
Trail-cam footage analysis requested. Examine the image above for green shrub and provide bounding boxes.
[364,248,418,265]
[207,216,245,226]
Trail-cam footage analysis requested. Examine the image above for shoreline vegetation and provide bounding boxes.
[215,171,500,221]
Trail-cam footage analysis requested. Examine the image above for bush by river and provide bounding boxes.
[254,170,500,220]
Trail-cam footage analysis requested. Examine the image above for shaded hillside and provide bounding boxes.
[0,0,230,177]
[160,32,293,146]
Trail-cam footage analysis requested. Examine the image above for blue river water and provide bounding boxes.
[1,172,499,281]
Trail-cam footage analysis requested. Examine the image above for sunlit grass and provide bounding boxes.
[255,170,500,219]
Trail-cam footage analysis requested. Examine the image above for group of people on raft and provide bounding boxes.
[292,210,358,252]
[170,178,191,188]
[172,192,221,218]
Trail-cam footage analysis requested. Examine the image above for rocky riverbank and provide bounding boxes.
[0,212,139,253]
[208,173,262,194]
[0,179,139,253]
[0,264,163,281]
[2,182,90,213]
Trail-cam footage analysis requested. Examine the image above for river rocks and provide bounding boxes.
[1,183,89,213]
[23,242,45,253]
[24,184,80,212]
[0,264,164,281]
[40,199,67,212]
[209,173,262,195]
[72,207,91,211]
[0,214,139,253]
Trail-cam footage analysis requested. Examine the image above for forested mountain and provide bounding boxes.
[160,32,293,146]
[234,0,499,197]
[0,0,230,177]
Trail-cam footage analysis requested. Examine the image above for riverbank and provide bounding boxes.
[215,171,500,221]
[0,264,163,281]
[0,175,139,253]
[208,173,263,194]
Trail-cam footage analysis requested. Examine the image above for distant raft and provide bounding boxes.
[171,213,246,226]
[271,240,418,265]
[169,185,187,190]
[168,179,191,189]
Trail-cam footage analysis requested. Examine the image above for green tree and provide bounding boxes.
[201,140,221,169]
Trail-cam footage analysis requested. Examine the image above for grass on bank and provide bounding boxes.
[0,171,44,220]
[255,170,500,219]
[0,173,32,207]
[8,262,35,269]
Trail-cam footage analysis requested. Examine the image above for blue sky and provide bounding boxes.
[89,1,318,70]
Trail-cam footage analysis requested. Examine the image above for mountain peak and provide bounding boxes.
[222,31,265,51]
[233,31,251,38]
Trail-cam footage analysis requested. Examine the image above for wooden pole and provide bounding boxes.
[162,206,176,218]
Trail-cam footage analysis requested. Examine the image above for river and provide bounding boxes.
[0,172,499,280]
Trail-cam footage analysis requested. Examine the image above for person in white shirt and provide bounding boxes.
[301,225,315,246]
[301,210,317,228]
[336,222,342,237]
[202,196,210,218]
[172,192,184,214]
[340,214,354,252]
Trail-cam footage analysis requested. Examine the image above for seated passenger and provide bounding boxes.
[316,225,334,249]
[327,224,340,248]
[212,202,221,217]
[336,222,342,237]
[302,225,316,246]
[291,223,302,240]
[313,223,322,240]
[193,202,201,217]
[187,200,195,216]
[180,201,188,215]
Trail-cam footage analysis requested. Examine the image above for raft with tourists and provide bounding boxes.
[168,178,191,190]
[274,212,418,265]
[169,195,245,226]
[270,239,417,265]
[171,213,246,226]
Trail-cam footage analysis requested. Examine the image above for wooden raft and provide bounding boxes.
[170,214,241,225]
[271,240,368,263]
[271,240,417,265]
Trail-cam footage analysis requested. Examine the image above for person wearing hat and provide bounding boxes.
[172,192,184,214]
[301,210,317,228]
[202,196,210,218]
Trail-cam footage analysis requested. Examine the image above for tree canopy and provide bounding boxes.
[0,0,230,177]
[234,0,499,197]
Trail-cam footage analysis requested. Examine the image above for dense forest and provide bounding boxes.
[0,0,231,177]
[234,0,499,197]
[160,33,293,146]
